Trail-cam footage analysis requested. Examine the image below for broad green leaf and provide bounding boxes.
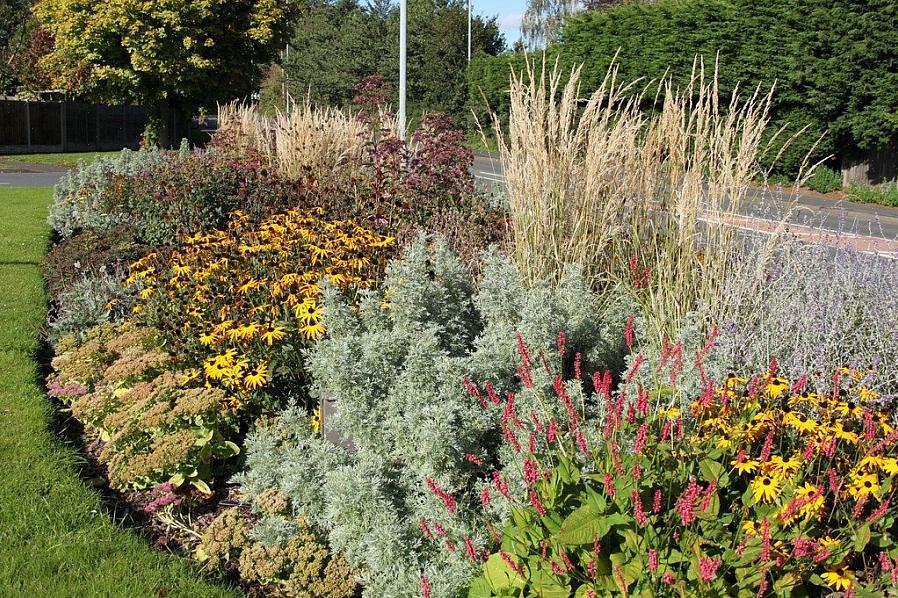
[191,479,212,495]
[468,577,492,598]
[484,552,527,592]
[854,523,871,551]
[554,506,627,545]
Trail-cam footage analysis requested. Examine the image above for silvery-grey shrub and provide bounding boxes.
[47,268,132,344]
[48,148,165,238]
[235,236,633,597]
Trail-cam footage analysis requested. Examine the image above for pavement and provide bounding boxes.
[473,153,898,260]
[0,160,67,187]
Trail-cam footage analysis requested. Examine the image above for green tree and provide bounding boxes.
[279,0,504,124]
[0,0,38,93]
[34,0,299,146]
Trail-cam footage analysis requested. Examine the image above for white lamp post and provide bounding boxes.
[399,0,407,140]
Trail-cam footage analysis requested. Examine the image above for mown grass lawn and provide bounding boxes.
[0,186,238,597]
[0,151,118,170]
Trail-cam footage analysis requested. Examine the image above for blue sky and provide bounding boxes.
[475,0,526,45]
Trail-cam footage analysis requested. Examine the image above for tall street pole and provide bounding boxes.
[467,0,472,62]
[399,0,407,140]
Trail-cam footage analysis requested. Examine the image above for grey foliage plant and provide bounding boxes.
[47,147,164,238]
[234,235,633,597]
[709,240,898,393]
[47,268,133,344]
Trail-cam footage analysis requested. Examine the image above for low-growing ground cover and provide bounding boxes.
[0,186,237,596]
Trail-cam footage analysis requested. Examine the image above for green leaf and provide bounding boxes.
[529,566,571,598]
[468,577,492,598]
[191,478,212,495]
[169,472,185,486]
[554,506,627,546]
[483,552,526,592]
[699,459,729,487]
[854,523,871,551]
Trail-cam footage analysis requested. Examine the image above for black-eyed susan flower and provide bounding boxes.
[751,475,780,503]
[731,457,759,475]
[244,362,268,390]
[301,321,326,340]
[261,323,287,346]
[784,411,818,434]
[846,472,880,501]
[820,566,854,591]
[310,408,321,433]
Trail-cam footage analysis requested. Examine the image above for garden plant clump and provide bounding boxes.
[33,60,898,598]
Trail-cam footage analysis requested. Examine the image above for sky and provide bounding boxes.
[475,0,526,45]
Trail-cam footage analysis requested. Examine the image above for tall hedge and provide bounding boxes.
[469,0,898,177]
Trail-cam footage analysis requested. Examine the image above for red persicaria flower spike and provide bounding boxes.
[791,373,808,394]
[547,418,557,444]
[522,458,540,485]
[676,417,684,439]
[879,551,893,573]
[767,356,778,377]
[426,478,457,514]
[499,551,525,576]
[648,549,658,573]
[502,424,521,452]
[660,420,672,443]
[637,384,649,417]
[462,376,485,407]
[480,487,491,506]
[588,558,598,579]
[528,431,537,453]
[561,550,575,571]
[529,411,545,432]
[631,491,648,527]
[418,518,433,539]
[574,352,582,381]
[852,495,868,519]
[464,536,478,562]
[676,480,702,526]
[756,571,769,597]
[653,489,662,513]
[867,500,889,523]
[625,354,645,384]
[420,575,431,598]
[802,440,816,461]
[575,428,590,455]
[492,471,512,500]
[603,473,616,498]
[631,464,642,480]
[634,423,648,454]
[699,557,720,582]
[831,369,842,401]
[626,403,636,424]
[517,363,533,389]
[484,380,501,405]
[514,332,531,366]
[551,561,566,576]
[759,430,775,462]
[662,572,675,586]
[760,518,771,561]
[433,521,446,536]
[444,540,456,553]
[828,468,841,494]
[864,408,876,442]
[625,314,635,350]
[529,491,546,516]
[465,453,485,466]
[557,331,566,358]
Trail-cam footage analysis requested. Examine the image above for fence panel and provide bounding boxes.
[0,99,150,153]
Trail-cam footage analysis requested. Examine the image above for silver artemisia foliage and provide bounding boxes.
[237,235,633,597]
[47,148,164,238]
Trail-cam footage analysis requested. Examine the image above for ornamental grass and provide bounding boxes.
[492,56,793,344]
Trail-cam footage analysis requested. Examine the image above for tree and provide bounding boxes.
[278,0,504,124]
[0,0,43,94]
[521,0,579,49]
[33,0,299,146]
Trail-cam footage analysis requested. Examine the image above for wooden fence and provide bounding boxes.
[0,99,152,153]
[842,140,898,187]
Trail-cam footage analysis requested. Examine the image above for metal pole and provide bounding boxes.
[399,0,407,140]
[467,0,472,62]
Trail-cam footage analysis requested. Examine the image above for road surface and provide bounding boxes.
[473,153,898,259]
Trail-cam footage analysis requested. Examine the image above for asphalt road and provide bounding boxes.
[473,153,898,258]
[0,171,67,187]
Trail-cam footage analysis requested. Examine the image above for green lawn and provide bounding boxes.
[0,151,118,170]
[0,186,238,597]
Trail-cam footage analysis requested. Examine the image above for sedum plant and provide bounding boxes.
[234,237,632,597]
